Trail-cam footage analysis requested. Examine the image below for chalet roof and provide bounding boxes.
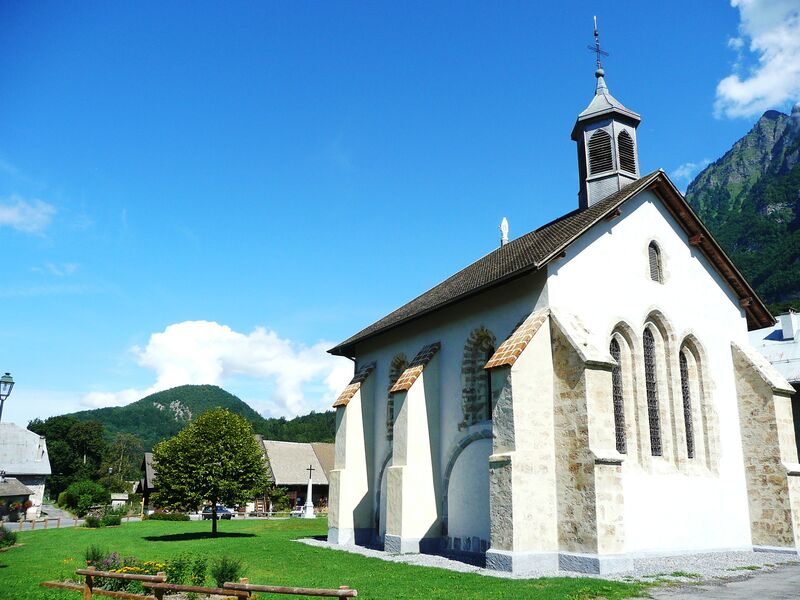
[262,440,334,486]
[330,171,773,357]
[749,319,800,384]
[0,476,33,498]
[0,423,51,476]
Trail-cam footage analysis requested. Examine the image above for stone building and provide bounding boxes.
[325,63,800,574]
[0,422,51,519]
[749,311,800,459]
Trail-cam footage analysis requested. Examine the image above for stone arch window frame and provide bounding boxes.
[640,311,679,466]
[648,241,664,284]
[609,323,642,462]
[461,327,498,428]
[587,128,615,175]
[678,335,719,473]
[386,354,408,441]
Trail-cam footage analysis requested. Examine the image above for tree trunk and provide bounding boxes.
[211,497,218,535]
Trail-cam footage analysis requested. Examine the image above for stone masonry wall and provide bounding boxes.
[733,348,797,548]
[551,323,598,553]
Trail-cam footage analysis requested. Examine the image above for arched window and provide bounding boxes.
[609,338,627,454]
[461,327,497,426]
[648,242,663,283]
[679,350,696,459]
[617,130,636,173]
[588,129,614,175]
[386,354,408,440]
[643,328,663,456]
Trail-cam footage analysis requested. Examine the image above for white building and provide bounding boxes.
[0,422,51,519]
[325,63,800,574]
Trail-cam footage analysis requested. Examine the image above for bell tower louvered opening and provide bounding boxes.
[618,130,636,174]
[588,129,613,175]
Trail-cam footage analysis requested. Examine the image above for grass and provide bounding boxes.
[727,565,761,571]
[0,518,649,599]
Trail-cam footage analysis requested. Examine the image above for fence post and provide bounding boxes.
[153,571,166,600]
[83,566,95,600]
[44,518,48,529]
[57,517,61,528]
[31,519,36,530]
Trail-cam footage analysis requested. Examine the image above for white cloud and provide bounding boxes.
[0,195,56,234]
[715,0,800,118]
[671,159,711,184]
[82,321,354,418]
[32,262,79,277]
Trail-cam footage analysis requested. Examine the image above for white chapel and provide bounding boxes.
[325,57,800,574]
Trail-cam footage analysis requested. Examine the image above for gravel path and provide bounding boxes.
[298,538,800,584]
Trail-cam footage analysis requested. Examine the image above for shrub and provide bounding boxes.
[60,480,110,516]
[145,511,190,522]
[190,555,207,586]
[84,544,107,566]
[0,524,17,549]
[210,556,242,587]
[100,513,121,527]
[84,515,101,528]
[166,553,190,584]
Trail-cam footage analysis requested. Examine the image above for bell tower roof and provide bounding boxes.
[571,68,640,140]
[572,18,642,209]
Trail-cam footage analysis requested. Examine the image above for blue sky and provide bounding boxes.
[2,0,799,425]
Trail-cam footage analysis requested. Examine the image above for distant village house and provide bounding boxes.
[0,422,51,519]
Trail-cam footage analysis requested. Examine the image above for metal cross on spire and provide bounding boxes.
[587,15,609,70]
[306,464,315,478]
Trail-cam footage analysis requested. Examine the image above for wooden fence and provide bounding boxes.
[41,566,358,598]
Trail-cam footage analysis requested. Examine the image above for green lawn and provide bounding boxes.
[0,518,649,599]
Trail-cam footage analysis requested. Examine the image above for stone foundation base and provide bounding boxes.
[485,549,559,572]
[327,527,374,546]
[384,535,440,554]
[754,545,800,555]
[558,552,634,574]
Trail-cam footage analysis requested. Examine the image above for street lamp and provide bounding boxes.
[0,373,14,423]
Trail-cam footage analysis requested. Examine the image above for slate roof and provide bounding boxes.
[262,440,334,486]
[329,171,773,358]
[0,476,33,498]
[0,423,51,476]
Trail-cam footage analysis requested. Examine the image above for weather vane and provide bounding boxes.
[587,16,609,70]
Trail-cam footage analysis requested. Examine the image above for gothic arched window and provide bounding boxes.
[386,354,408,440]
[648,242,663,283]
[461,327,497,426]
[643,327,663,456]
[609,338,627,454]
[588,129,614,175]
[679,350,696,459]
[618,130,636,173]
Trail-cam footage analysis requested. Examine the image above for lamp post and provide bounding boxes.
[0,373,14,423]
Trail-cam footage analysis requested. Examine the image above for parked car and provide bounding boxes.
[201,505,234,520]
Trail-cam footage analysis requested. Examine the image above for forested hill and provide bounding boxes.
[69,384,335,449]
[685,107,800,312]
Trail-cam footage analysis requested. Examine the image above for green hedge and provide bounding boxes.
[145,511,190,522]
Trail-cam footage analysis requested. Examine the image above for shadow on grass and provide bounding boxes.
[143,532,256,542]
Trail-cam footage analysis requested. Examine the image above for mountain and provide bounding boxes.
[70,384,335,450]
[685,106,800,311]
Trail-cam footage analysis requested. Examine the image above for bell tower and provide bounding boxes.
[572,19,641,209]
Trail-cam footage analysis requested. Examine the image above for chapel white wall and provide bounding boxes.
[545,189,753,553]
[355,272,548,545]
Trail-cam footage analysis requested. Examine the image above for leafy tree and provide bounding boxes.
[58,480,110,516]
[152,408,268,534]
[28,416,109,496]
